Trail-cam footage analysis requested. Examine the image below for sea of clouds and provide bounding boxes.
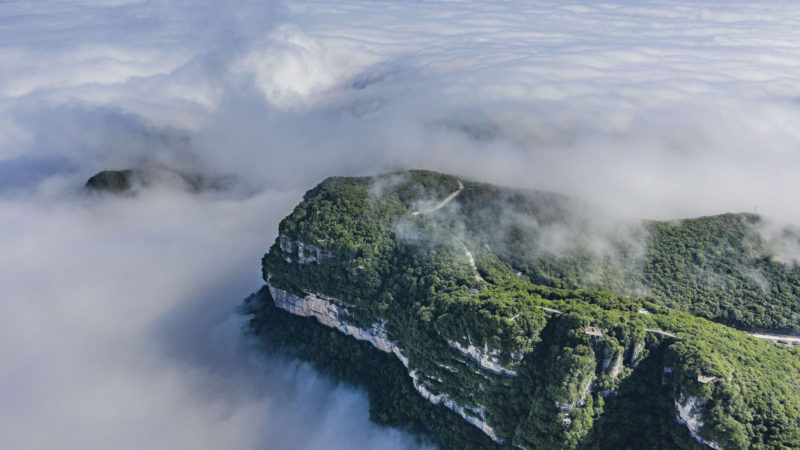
[3,0,800,448]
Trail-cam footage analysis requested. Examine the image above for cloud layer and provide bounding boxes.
[3,0,800,448]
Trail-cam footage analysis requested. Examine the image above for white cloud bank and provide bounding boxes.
[0,187,428,450]
[3,0,800,448]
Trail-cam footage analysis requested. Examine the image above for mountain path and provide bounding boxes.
[645,328,677,338]
[748,332,800,346]
[463,246,485,282]
[410,181,798,345]
[411,181,464,215]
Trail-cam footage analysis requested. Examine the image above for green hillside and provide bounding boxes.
[427,176,800,333]
[248,170,800,449]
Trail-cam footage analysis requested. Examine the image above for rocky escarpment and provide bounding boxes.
[277,235,331,265]
[447,339,519,376]
[257,279,721,449]
[267,283,503,443]
[268,286,405,360]
[675,394,721,449]
[265,274,657,447]
[85,169,135,193]
[251,171,800,449]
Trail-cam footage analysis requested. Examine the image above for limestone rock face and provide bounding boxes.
[252,171,800,449]
[675,394,721,449]
[269,285,398,355]
[278,235,331,265]
[447,339,518,376]
[408,370,501,442]
[602,348,624,379]
[267,283,503,443]
[266,282,668,448]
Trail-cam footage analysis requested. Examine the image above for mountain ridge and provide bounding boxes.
[246,170,800,448]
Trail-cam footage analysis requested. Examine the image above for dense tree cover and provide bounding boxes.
[451,182,800,333]
[252,170,800,449]
[245,287,499,450]
[645,214,800,333]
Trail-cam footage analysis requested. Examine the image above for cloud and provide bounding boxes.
[0,188,426,450]
[3,0,800,448]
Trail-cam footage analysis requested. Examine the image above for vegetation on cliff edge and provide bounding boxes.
[252,170,800,449]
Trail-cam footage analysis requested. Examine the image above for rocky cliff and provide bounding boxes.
[269,284,506,442]
[248,170,800,449]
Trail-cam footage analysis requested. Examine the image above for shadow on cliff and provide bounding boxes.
[579,339,704,450]
[505,316,703,449]
[245,286,496,450]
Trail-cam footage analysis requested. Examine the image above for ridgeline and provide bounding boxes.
[247,170,800,449]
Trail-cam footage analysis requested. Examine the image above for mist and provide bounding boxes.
[3,0,800,448]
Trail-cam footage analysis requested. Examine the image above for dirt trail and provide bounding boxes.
[410,180,481,282]
[540,306,563,315]
[410,179,800,348]
[463,246,485,282]
[411,181,464,215]
[645,328,677,338]
[748,332,800,346]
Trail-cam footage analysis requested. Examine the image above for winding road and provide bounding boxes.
[410,180,484,281]
[409,181,799,347]
[411,181,464,215]
[748,332,800,346]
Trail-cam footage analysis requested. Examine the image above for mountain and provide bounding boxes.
[85,166,236,195]
[246,170,800,449]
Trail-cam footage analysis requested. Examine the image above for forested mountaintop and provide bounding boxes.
[249,170,800,449]
[271,170,800,333]
[85,166,236,195]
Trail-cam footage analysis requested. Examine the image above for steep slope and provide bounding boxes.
[248,170,800,449]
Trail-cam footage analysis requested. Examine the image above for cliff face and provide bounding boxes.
[268,286,406,361]
[269,284,506,442]
[263,275,711,449]
[249,170,800,450]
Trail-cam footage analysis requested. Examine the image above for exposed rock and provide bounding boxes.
[630,341,645,366]
[409,371,502,443]
[278,235,332,265]
[85,170,134,193]
[463,245,484,282]
[675,394,721,449]
[436,363,458,373]
[602,349,624,379]
[269,286,395,353]
[447,339,518,376]
[268,283,502,443]
[697,374,717,384]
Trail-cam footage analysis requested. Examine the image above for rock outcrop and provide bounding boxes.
[85,169,134,193]
[675,394,721,449]
[447,339,518,376]
[252,171,800,449]
[278,235,331,265]
[267,283,502,443]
